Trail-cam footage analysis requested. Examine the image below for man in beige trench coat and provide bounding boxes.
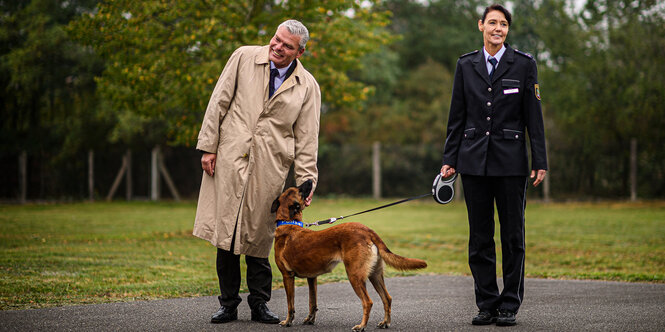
[193,19,320,324]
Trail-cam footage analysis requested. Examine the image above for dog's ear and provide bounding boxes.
[298,179,313,200]
[271,197,280,213]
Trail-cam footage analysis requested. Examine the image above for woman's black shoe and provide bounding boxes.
[496,310,517,326]
[472,310,497,325]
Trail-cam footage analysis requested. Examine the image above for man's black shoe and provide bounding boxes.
[250,302,280,324]
[472,310,497,325]
[496,310,517,326]
[210,305,238,324]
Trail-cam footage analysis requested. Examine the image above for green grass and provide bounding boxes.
[1,199,664,310]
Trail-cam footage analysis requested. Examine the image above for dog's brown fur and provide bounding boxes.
[271,181,427,331]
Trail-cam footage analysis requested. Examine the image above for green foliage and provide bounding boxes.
[68,0,393,147]
[530,0,665,197]
[0,0,104,155]
[1,200,664,309]
[385,0,483,70]
[325,0,479,145]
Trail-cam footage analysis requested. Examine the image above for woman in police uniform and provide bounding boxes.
[439,4,547,326]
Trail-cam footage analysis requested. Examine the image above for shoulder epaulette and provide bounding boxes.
[459,50,479,58]
[514,49,533,59]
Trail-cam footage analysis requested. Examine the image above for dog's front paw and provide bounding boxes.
[352,324,366,332]
[279,319,292,327]
[377,320,390,329]
[303,315,316,325]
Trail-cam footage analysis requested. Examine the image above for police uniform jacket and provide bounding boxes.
[443,43,547,176]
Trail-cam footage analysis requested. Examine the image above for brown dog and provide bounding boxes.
[271,180,427,331]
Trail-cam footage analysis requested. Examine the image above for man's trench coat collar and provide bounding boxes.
[254,44,304,87]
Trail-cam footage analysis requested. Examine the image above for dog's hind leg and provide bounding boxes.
[303,277,318,325]
[368,262,392,329]
[279,274,296,327]
[346,266,373,332]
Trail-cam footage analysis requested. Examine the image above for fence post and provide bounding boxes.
[158,151,181,201]
[19,151,27,204]
[630,138,637,201]
[372,142,381,200]
[151,146,160,201]
[125,150,132,201]
[88,150,94,201]
[106,152,128,201]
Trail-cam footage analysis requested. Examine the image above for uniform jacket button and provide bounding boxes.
[487,101,492,107]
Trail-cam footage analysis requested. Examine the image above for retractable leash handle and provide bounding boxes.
[432,173,458,204]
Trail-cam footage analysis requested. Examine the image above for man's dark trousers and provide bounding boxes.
[216,247,272,309]
[462,174,527,313]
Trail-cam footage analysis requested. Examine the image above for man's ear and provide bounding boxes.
[298,179,313,200]
[295,47,305,59]
[271,198,280,213]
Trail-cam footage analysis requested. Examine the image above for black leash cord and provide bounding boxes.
[305,192,432,227]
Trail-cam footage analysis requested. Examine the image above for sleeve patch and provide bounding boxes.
[535,84,541,100]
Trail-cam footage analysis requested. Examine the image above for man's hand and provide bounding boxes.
[304,190,313,207]
[531,169,547,187]
[201,153,217,177]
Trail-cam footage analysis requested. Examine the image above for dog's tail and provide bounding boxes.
[370,230,427,271]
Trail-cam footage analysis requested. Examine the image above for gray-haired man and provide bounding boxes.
[194,19,321,325]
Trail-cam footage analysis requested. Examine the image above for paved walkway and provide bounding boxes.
[2,275,664,331]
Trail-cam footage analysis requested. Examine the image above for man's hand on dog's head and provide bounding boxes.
[304,191,313,207]
[298,179,314,206]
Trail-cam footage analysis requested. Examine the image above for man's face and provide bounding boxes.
[269,27,305,68]
[478,10,509,48]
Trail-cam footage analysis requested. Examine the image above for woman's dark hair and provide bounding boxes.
[482,4,512,26]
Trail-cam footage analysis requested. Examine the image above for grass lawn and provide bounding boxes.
[1,199,664,310]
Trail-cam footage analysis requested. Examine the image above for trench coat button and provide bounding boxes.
[485,131,490,136]
[242,153,248,158]
[488,87,492,92]
[487,101,492,107]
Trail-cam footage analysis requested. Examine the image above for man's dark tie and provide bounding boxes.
[269,68,279,98]
[488,56,498,81]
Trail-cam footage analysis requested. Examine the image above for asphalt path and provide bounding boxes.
[2,275,664,331]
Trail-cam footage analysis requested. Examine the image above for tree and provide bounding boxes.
[69,0,393,147]
[0,0,104,198]
[1,0,103,153]
[385,0,484,71]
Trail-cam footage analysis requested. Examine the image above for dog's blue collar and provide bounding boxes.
[276,220,304,228]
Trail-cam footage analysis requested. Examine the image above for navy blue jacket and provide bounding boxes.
[443,43,548,176]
